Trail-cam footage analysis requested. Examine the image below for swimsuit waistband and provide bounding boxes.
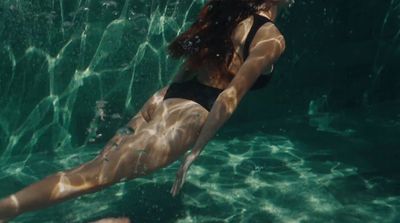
[163,79,223,111]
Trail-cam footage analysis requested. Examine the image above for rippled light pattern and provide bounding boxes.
[0,0,400,222]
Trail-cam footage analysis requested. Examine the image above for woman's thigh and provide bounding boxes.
[126,87,169,132]
[92,98,209,182]
[140,98,209,170]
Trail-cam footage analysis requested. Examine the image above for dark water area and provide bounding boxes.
[0,0,399,222]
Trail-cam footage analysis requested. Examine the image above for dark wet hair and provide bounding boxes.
[168,0,275,76]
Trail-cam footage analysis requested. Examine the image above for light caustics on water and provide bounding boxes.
[0,0,400,222]
[0,0,204,163]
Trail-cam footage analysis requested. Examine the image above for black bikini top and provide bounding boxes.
[244,14,274,91]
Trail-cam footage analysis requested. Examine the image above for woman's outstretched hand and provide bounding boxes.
[170,153,198,196]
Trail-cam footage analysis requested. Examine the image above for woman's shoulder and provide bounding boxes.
[253,22,286,53]
[261,21,284,37]
[236,14,285,49]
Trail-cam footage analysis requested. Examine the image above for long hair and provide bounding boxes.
[168,0,276,76]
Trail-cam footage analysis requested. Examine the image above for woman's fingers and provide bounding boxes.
[170,154,197,196]
[171,166,185,196]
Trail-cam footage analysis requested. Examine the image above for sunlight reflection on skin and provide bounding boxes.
[1,12,286,222]
[9,196,19,214]
[52,173,86,198]
[23,97,210,206]
[0,92,210,222]
[220,88,239,114]
[254,36,285,53]
[0,4,292,222]
[91,217,130,223]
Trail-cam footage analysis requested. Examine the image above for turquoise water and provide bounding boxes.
[1,0,400,222]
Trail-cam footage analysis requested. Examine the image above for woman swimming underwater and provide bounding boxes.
[0,0,290,221]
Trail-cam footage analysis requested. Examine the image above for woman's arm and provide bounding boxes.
[171,23,286,196]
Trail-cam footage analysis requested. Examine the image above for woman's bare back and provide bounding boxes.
[196,13,278,90]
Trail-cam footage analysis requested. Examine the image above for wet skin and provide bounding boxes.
[0,90,209,220]
[0,5,286,221]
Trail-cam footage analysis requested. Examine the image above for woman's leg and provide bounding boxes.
[0,97,208,221]
[91,218,130,223]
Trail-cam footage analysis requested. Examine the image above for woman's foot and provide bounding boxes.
[91,218,131,223]
[0,196,18,222]
[0,219,9,223]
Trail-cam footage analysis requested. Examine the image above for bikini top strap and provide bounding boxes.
[243,14,272,61]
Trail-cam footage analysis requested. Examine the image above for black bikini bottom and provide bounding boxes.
[163,79,223,112]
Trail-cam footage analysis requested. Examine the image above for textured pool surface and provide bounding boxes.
[1,0,400,222]
[2,111,400,222]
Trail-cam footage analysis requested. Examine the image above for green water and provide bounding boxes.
[1,0,400,222]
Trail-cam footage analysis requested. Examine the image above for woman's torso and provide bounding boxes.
[184,14,275,90]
